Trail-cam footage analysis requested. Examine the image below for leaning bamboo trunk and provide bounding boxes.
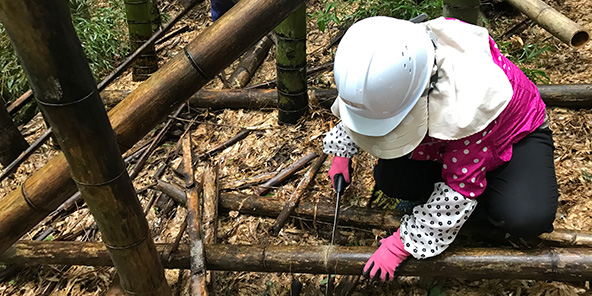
[505,0,589,47]
[124,0,159,80]
[0,0,307,257]
[275,4,308,124]
[0,1,171,295]
[0,101,28,166]
[3,241,592,281]
[443,0,481,25]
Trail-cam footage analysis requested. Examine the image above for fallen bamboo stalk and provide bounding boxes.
[220,171,276,190]
[270,154,327,236]
[100,85,592,112]
[505,0,589,47]
[228,35,273,88]
[182,134,209,296]
[0,0,307,256]
[175,128,252,175]
[201,164,218,294]
[149,182,592,248]
[254,152,318,196]
[3,241,592,280]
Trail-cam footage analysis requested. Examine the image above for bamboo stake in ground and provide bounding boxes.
[275,4,308,124]
[4,241,592,281]
[443,0,481,25]
[228,35,274,88]
[270,154,327,236]
[202,163,219,293]
[0,1,171,294]
[0,0,307,256]
[505,0,589,47]
[255,152,318,196]
[124,0,159,80]
[182,134,209,296]
[0,101,28,166]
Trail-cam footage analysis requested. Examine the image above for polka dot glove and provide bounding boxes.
[363,228,410,281]
[328,156,352,189]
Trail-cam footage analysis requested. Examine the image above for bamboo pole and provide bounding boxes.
[228,35,274,88]
[0,101,28,166]
[0,0,307,256]
[275,4,308,124]
[254,152,318,196]
[0,1,171,294]
[103,85,592,111]
[3,241,592,281]
[270,154,327,236]
[505,0,589,47]
[442,0,481,26]
[202,164,219,294]
[124,0,159,80]
[181,134,209,296]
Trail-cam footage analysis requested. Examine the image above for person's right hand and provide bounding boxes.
[328,156,352,189]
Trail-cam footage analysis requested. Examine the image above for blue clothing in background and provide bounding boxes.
[211,0,234,21]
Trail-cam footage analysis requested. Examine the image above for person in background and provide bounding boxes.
[210,0,235,22]
[323,16,558,281]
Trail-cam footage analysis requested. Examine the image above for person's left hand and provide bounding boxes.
[362,228,410,281]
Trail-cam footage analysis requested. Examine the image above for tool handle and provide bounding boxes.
[333,173,346,195]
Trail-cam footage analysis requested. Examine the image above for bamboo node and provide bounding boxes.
[21,181,52,213]
[103,229,148,250]
[277,89,308,97]
[71,168,126,187]
[184,47,211,80]
[36,89,95,107]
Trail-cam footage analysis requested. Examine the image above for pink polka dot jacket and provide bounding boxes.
[323,28,546,259]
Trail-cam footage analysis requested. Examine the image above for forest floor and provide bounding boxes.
[1,0,592,295]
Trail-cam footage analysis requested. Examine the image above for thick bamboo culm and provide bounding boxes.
[0,0,307,256]
[505,0,589,47]
[0,1,171,295]
[3,241,592,281]
[442,0,481,25]
[124,0,159,80]
[275,4,308,124]
[0,101,28,166]
[228,35,274,88]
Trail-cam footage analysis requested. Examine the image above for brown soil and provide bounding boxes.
[1,0,592,295]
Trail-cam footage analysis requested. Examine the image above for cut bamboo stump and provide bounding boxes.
[506,0,589,47]
[0,0,307,256]
[3,241,592,281]
[275,4,308,124]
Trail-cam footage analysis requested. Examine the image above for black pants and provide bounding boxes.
[373,128,558,238]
